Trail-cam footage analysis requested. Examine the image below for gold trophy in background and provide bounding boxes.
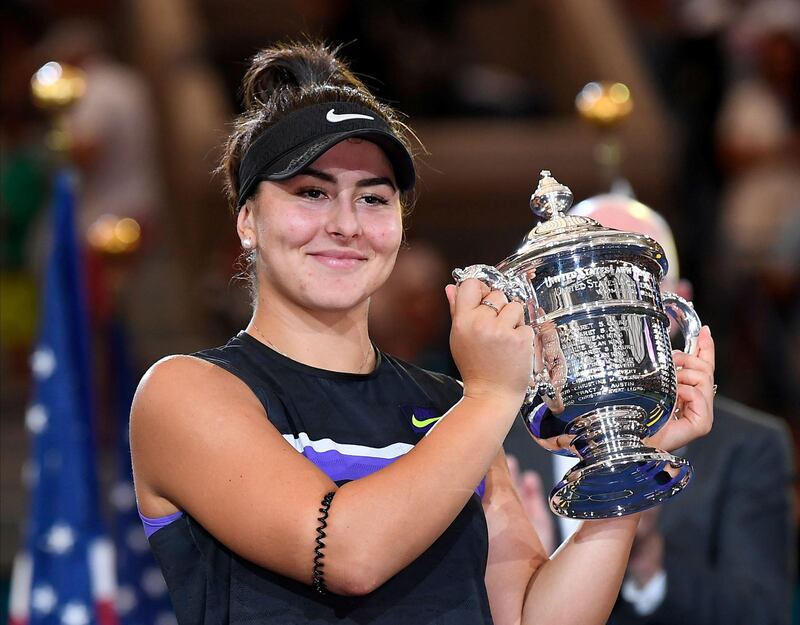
[575,80,634,194]
[32,60,141,258]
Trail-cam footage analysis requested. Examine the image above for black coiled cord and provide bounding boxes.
[312,491,336,594]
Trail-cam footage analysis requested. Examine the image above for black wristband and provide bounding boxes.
[312,491,336,594]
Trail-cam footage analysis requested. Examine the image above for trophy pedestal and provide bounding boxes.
[549,406,693,519]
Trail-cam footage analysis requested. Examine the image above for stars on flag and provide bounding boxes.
[31,584,58,614]
[60,601,91,625]
[31,346,56,379]
[114,585,138,616]
[109,482,136,513]
[125,525,149,554]
[140,567,168,599]
[44,523,76,554]
[26,404,49,434]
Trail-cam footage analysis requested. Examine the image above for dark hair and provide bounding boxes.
[219,41,419,214]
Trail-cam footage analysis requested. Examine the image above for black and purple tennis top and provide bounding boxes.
[141,331,493,624]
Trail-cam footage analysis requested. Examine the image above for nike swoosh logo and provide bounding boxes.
[326,109,375,123]
[411,414,443,428]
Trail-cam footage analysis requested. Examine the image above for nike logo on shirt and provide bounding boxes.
[326,109,375,123]
[411,413,443,429]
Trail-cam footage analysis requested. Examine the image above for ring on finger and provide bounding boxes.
[479,299,501,315]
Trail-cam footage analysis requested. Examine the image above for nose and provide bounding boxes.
[325,196,362,239]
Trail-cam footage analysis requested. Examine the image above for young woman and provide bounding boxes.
[130,42,716,625]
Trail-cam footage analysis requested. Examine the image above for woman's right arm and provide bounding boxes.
[131,279,533,596]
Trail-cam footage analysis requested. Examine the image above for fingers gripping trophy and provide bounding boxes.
[454,170,702,519]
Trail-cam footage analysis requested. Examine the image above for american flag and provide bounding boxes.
[8,172,117,625]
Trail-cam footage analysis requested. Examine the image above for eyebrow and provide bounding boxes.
[299,168,397,192]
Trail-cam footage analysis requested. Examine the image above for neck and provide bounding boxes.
[247,297,375,374]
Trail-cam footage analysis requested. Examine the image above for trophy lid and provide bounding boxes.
[498,170,669,278]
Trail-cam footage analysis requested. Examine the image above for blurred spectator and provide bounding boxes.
[326,1,549,117]
[369,241,456,375]
[33,19,165,340]
[718,0,800,173]
[504,194,796,625]
[621,0,729,307]
[714,0,800,420]
[37,19,161,237]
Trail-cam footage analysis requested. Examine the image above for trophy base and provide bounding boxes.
[549,448,692,519]
[547,405,692,519]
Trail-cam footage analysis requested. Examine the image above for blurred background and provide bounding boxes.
[1,0,798,622]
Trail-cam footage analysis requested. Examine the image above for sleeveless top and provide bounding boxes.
[144,331,494,625]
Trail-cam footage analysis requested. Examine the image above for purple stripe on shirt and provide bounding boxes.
[301,446,486,498]
[301,446,400,482]
[139,510,184,538]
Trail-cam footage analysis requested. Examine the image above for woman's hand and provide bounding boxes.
[646,325,715,452]
[445,279,534,406]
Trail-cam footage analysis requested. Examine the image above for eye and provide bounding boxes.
[298,187,327,200]
[360,193,390,206]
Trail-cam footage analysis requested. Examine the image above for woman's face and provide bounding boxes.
[240,138,404,314]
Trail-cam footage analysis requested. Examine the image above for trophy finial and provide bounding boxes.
[530,170,574,220]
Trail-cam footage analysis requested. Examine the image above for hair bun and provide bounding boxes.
[242,42,358,109]
[220,40,415,213]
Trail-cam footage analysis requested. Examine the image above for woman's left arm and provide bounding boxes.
[483,449,640,625]
[484,326,716,625]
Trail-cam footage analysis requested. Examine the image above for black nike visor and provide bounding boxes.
[237,101,416,208]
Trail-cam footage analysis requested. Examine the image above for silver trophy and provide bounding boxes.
[454,170,701,519]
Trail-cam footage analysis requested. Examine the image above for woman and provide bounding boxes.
[130,42,715,624]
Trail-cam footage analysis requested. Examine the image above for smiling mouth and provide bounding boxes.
[308,251,368,269]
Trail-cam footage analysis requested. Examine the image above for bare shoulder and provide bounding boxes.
[135,354,208,400]
[132,354,263,428]
[136,353,242,400]
[130,354,268,515]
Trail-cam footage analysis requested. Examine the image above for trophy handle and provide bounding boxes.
[662,292,702,355]
[451,264,536,324]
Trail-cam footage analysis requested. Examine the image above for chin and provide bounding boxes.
[299,270,390,312]
[300,288,371,313]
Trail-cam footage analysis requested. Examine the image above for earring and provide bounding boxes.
[241,237,253,250]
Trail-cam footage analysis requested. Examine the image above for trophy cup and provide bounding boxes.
[454,170,701,519]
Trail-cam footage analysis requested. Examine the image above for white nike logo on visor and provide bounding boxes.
[326,109,375,123]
